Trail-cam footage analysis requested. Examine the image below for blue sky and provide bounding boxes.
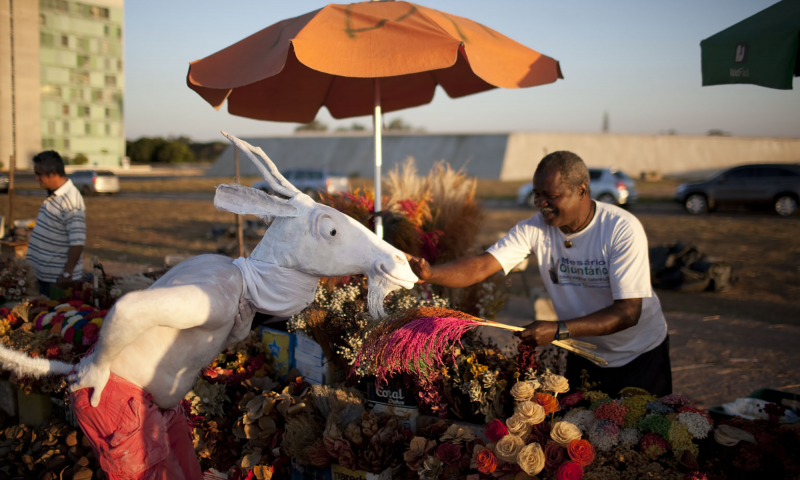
[125,0,800,141]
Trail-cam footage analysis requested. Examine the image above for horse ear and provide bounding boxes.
[221,131,300,198]
[214,184,298,218]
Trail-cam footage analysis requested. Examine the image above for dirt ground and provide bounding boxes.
[5,194,799,407]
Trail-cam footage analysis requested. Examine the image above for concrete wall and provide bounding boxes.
[209,131,800,181]
[0,0,41,170]
[501,133,800,180]
[206,133,509,179]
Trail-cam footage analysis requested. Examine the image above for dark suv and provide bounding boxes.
[674,163,800,216]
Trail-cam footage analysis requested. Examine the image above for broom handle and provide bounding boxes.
[477,319,608,366]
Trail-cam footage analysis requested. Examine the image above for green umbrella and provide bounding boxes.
[701,0,800,90]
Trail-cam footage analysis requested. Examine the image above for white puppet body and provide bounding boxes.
[0,132,417,410]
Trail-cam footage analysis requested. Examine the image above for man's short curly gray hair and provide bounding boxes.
[535,151,590,193]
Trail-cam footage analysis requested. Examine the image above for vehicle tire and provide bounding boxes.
[80,186,91,196]
[774,195,799,217]
[526,192,537,208]
[684,193,709,215]
[597,193,616,205]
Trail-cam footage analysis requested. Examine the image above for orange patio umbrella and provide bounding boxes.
[188,0,563,237]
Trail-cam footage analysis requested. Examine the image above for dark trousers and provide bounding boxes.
[39,281,52,297]
[565,335,673,398]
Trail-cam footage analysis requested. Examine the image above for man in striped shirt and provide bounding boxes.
[26,151,86,297]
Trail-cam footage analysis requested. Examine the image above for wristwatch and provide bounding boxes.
[555,321,571,341]
[60,272,71,279]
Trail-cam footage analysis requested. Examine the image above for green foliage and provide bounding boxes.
[295,120,328,132]
[126,136,202,163]
[71,153,89,165]
[707,129,731,137]
[387,118,412,131]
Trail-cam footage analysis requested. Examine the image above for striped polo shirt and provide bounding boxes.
[26,179,86,283]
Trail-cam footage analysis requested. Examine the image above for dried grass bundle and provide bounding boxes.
[310,384,365,426]
[283,413,323,464]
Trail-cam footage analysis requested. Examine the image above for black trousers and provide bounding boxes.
[565,335,673,398]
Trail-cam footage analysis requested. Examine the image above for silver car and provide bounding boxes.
[517,167,638,208]
[69,170,120,195]
[253,169,350,197]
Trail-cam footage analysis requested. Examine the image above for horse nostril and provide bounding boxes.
[394,255,405,264]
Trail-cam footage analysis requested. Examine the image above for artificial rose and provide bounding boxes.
[534,392,560,415]
[516,401,546,425]
[405,437,437,470]
[495,434,525,463]
[567,439,595,467]
[305,441,332,467]
[556,461,584,480]
[475,447,497,474]
[517,442,545,476]
[551,421,582,447]
[418,455,444,480]
[440,424,476,444]
[543,373,570,394]
[506,414,532,438]
[435,442,463,465]
[544,441,567,471]
[486,419,509,443]
[510,381,537,402]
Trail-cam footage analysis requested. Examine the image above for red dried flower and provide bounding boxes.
[556,461,584,480]
[486,419,509,444]
[560,391,584,408]
[435,442,463,465]
[545,440,567,471]
[516,343,538,373]
[684,471,709,480]
[593,401,628,426]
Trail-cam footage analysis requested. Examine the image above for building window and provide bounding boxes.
[48,121,55,135]
[104,58,111,70]
[40,14,46,25]
[102,42,110,54]
[64,139,70,150]
[78,38,89,52]
[92,90,103,102]
[71,88,83,100]
[117,27,122,39]
[104,25,110,36]
[77,55,90,68]
[63,121,70,134]
[117,59,123,71]
[85,123,91,135]
[105,124,111,135]
[61,35,69,47]
[77,105,90,117]
[105,75,116,87]
[40,33,54,48]
[62,104,69,116]
[105,108,111,118]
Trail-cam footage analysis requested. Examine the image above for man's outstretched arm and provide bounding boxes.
[407,252,504,288]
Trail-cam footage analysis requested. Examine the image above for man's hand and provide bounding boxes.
[226,298,256,346]
[68,353,110,407]
[56,274,72,289]
[515,321,558,348]
[404,253,430,283]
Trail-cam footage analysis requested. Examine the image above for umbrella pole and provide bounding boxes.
[373,78,383,239]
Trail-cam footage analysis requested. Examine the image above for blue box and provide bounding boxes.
[259,327,295,377]
[291,458,332,480]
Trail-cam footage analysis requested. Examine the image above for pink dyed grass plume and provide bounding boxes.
[353,307,486,384]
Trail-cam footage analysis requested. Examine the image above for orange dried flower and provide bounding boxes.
[475,448,497,474]
[567,439,595,467]
[534,392,560,415]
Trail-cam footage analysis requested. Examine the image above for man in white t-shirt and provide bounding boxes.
[407,151,671,397]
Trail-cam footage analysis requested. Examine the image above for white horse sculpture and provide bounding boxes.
[0,132,418,411]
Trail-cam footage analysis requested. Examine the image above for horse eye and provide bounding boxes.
[330,229,337,236]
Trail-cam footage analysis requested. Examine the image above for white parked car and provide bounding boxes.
[69,170,120,195]
[517,168,638,208]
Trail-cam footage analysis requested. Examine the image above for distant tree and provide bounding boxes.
[127,137,168,163]
[295,120,328,132]
[602,111,609,133]
[189,141,228,163]
[387,118,412,131]
[154,141,195,163]
[72,153,89,165]
[707,129,731,137]
[350,123,365,131]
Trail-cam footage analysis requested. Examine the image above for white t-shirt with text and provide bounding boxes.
[486,202,667,367]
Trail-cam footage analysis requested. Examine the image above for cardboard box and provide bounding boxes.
[291,458,332,480]
[17,389,52,427]
[259,327,295,377]
[330,464,399,480]
[296,332,324,360]
[0,380,17,417]
[367,382,419,432]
